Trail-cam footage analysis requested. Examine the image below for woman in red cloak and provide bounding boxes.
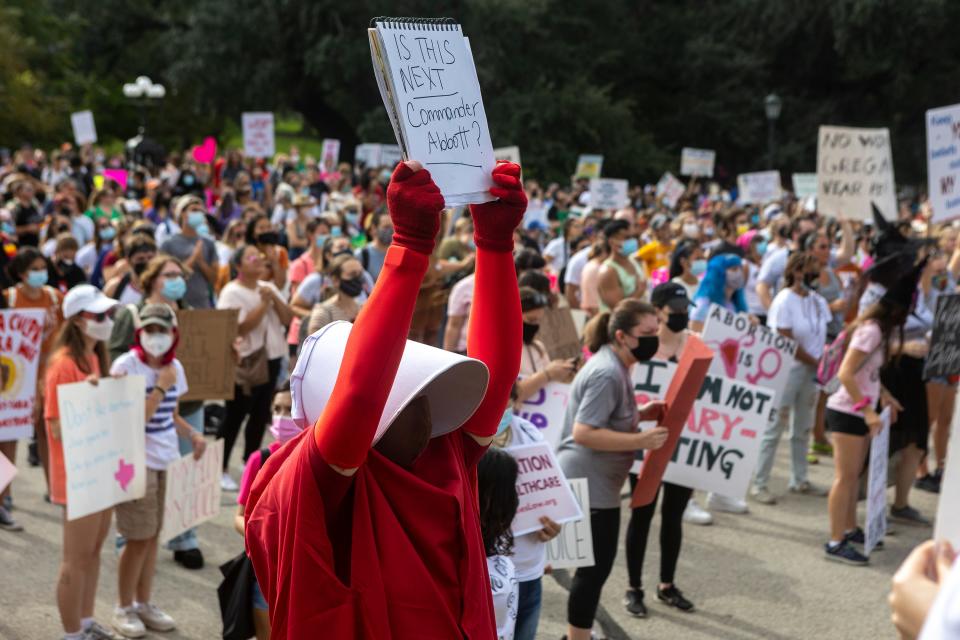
[244,160,527,639]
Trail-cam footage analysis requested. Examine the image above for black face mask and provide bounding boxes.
[132,261,149,276]
[339,276,363,298]
[18,232,40,247]
[257,231,280,246]
[666,313,689,333]
[803,272,819,290]
[522,321,540,344]
[629,335,659,362]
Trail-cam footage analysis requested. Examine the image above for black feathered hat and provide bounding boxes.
[880,257,927,312]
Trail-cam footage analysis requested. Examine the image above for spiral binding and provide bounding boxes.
[370,16,458,30]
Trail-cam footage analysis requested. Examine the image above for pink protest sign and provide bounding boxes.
[103,168,128,191]
[505,442,582,536]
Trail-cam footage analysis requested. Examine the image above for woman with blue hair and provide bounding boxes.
[688,253,747,332]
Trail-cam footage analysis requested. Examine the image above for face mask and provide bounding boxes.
[803,272,819,290]
[682,223,699,238]
[330,226,343,238]
[377,228,394,245]
[183,174,196,186]
[19,232,40,247]
[345,212,359,227]
[691,259,707,277]
[99,227,116,241]
[162,276,187,301]
[141,332,173,358]
[619,237,639,257]
[933,273,948,291]
[339,276,363,298]
[1,222,14,235]
[26,269,48,288]
[751,214,760,226]
[270,415,302,443]
[83,318,114,342]
[60,259,74,266]
[315,234,329,248]
[132,261,148,276]
[703,226,716,237]
[757,240,769,256]
[496,408,513,436]
[522,321,540,344]
[629,334,659,362]
[467,237,477,251]
[737,224,749,236]
[666,313,689,333]
[187,211,206,229]
[257,231,280,245]
[726,268,745,290]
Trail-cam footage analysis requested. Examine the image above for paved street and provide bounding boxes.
[0,437,937,639]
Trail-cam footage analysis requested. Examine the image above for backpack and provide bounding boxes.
[816,325,882,394]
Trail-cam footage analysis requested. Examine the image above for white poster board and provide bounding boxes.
[70,111,98,146]
[926,104,960,223]
[737,171,782,204]
[544,478,594,569]
[241,112,275,158]
[864,408,891,555]
[380,144,403,168]
[792,173,818,199]
[0,309,44,442]
[59,376,146,520]
[817,125,896,221]
[354,143,383,167]
[160,439,223,543]
[320,139,341,173]
[588,178,629,210]
[681,147,716,177]
[506,442,582,536]
[574,154,603,179]
[517,381,571,451]
[0,451,15,495]
[934,401,960,548]
[494,146,521,165]
[656,172,686,209]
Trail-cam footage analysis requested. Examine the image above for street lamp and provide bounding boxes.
[122,76,166,134]
[764,93,782,170]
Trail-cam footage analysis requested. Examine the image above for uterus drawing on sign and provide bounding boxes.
[706,333,781,385]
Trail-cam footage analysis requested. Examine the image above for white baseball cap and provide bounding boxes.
[62,284,118,319]
[291,321,490,443]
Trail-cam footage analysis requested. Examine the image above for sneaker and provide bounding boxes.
[2,494,11,510]
[111,607,145,638]
[706,492,749,514]
[844,527,884,550]
[890,505,932,526]
[789,481,828,496]
[84,621,124,640]
[682,500,713,526]
[824,540,869,565]
[0,506,23,532]
[28,440,40,467]
[914,472,941,494]
[136,603,176,631]
[749,486,777,505]
[807,453,820,465]
[173,548,205,570]
[622,588,647,618]
[220,473,239,492]
[657,585,694,612]
[811,442,833,456]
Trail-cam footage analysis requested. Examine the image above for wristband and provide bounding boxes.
[154,386,169,396]
[852,396,872,413]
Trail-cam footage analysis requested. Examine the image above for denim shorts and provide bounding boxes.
[252,579,268,611]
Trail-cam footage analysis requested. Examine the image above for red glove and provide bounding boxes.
[469,162,527,253]
[386,161,444,255]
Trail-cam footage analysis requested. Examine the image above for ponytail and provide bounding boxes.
[583,299,657,353]
[584,312,613,353]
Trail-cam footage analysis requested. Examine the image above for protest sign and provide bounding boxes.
[59,376,146,520]
[926,104,960,223]
[934,402,960,548]
[354,143,383,167]
[177,309,238,402]
[506,442,582,536]
[380,144,403,168]
[494,146,521,165]
[103,168,128,191]
[569,309,588,339]
[321,139,341,172]
[656,172,686,209]
[817,125,896,221]
[631,359,775,500]
[518,382,571,451]
[701,304,797,414]
[792,173,818,199]
[588,178,629,210]
[737,171,782,204]
[865,408,891,555]
[574,154,603,179]
[0,451,15,495]
[545,478,594,569]
[924,294,960,378]
[539,307,581,361]
[241,112,275,158]
[70,110,97,146]
[681,147,715,177]
[0,309,44,442]
[160,439,223,543]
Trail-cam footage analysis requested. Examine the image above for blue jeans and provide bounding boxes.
[165,407,203,552]
[515,577,542,640]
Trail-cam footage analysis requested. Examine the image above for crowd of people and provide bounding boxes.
[0,139,956,640]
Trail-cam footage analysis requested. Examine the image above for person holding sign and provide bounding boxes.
[689,253,749,332]
[108,303,206,637]
[556,300,668,640]
[515,287,577,403]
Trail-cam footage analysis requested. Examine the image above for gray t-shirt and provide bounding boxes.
[160,233,217,309]
[357,245,387,282]
[556,344,639,509]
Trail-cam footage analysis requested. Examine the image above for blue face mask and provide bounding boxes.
[756,240,769,256]
[691,259,707,276]
[315,234,329,248]
[197,224,211,237]
[496,408,513,436]
[751,213,760,226]
[619,237,639,257]
[162,276,187,301]
[187,211,206,229]
[330,226,343,238]
[345,212,359,227]
[1,222,13,235]
[99,226,116,241]
[26,269,48,288]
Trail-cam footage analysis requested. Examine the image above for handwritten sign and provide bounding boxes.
[241,112,275,159]
[656,172,686,209]
[865,408,891,555]
[737,171,782,204]
[70,110,98,146]
[539,307,581,361]
[177,310,238,402]
[681,148,715,177]
[934,402,960,548]
[817,125,896,221]
[701,304,797,413]
[380,144,402,168]
[321,139,341,173]
[506,442,582,536]
[924,294,960,378]
[518,382,571,451]
[574,154,603,179]
[354,143,383,167]
[544,478,594,569]
[792,173,818,199]
[926,104,960,223]
[588,178,629,210]
[0,309,44,442]
[0,451,15,495]
[160,439,223,543]
[59,376,146,520]
[494,146,521,165]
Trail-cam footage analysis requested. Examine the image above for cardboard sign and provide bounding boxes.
[588,178,629,210]
[160,439,223,543]
[701,304,797,413]
[656,172,686,209]
[544,478,594,569]
[539,307,581,361]
[924,294,960,378]
[737,171,782,204]
[631,359,775,500]
[865,408,891,555]
[681,147,716,177]
[0,451,16,495]
[241,112,275,158]
[817,125,896,221]
[354,143,383,167]
[59,376,146,520]
[574,154,603,179]
[494,146,521,165]
[926,104,960,223]
[934,401,960,548]
[792,173,818,199]
[0,309,44,442]
[631,335,714,507]
[70,110,98,146]
[380,144,403,168]
[321,139,341,173]
[506,442,582,536]
[517,382,571,451]
[176,310,238,402]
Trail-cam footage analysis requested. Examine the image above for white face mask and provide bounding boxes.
[682,223,699,238]
[83,318,114,342]
[141,332,173,358]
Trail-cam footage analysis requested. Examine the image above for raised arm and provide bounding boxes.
[460,162,526,443]
[313,162,443,472]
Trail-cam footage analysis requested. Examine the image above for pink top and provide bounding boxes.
[288,253,316,290]
[826,320,884,417]
[580,259,602,311]
[237,441,282,506]
[446,274,475,353]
